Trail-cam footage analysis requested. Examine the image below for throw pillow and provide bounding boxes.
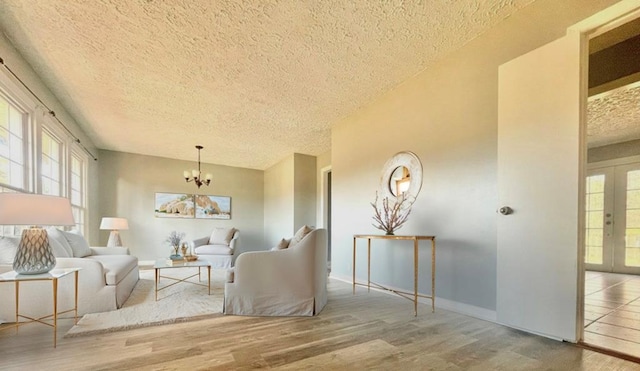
[277,238,290,249]
[224,227,237,244]
[288,225,313,249]
[0,236,20,265]
[209,227,237,245]
[61,230,93,258]
[46,227,74,257]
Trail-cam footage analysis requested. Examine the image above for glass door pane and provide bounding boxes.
[625,170,640,267]
[585,174,605,265]
[585,167,614,272]
[612,163,640,274]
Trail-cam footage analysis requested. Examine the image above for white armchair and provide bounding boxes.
[192,227,239,269]
[224,228,327,316]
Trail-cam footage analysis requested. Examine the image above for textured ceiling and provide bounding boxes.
[588,82,640,148]
[0,0,534,169]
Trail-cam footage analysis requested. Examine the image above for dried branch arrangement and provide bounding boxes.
[165,231,185,256]
[371,192,415,235]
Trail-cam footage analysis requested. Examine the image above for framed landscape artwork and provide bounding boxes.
[194,195,231,219]
[154,193,195,218]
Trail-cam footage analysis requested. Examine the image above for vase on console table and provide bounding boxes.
[371,192,413,237]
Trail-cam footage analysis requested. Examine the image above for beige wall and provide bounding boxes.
[264,155,295,247]
[97,150,264,261]
[264,153,318,247]
[293,153,317,230]
[316,150,331,228]
[588,139,640,163]
[0,32,100,243]
[330,0,619,316]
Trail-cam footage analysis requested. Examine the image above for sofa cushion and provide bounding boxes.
[0,236,19,264]
[48,234,73,258]
[87,255,138,285]
[289,225,313,249]
[61,230,93,258]
[46,228,74,257]
[209,227,236,245]
[195,244,232,255]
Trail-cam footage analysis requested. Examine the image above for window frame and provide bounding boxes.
[0,87,34,193]
[69,145,89,237]
[38,121,66,197]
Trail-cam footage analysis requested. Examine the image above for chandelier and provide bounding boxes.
[183,145,212,188]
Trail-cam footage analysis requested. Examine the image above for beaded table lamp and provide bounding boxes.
[0,193,75,274]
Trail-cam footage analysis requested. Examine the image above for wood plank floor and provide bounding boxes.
[584,270,640,359]
[0,278,636,370]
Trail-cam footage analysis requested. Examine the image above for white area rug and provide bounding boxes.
[65,268,224,337]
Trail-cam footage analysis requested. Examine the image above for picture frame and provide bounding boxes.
[194,195,232,219]
[154,193,195,218]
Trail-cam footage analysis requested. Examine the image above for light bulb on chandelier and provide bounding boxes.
[184,145,212,188]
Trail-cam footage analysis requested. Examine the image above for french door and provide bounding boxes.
[586,162,640,274]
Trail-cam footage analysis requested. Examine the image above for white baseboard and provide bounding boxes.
[139,260,154,266]
[435,296,497,322]
[329,273,497,323]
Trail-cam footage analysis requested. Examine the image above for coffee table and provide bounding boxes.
[153,259,211,301]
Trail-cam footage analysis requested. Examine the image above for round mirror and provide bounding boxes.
[379,152,422,201]
[389,166,410,197]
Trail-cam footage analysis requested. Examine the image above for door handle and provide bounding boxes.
[498,206,513,215]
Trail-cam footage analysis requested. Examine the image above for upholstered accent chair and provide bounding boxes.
[192,227,239,269]
[224,228,328,316]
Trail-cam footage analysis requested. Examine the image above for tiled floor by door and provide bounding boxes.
[584,271,640,357]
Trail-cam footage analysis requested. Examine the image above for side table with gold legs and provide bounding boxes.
[0,268,81,348]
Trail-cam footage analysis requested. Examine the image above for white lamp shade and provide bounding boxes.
[100,217,129,230]
[0,193,75,226]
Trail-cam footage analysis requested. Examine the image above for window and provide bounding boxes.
[0,93,27,191]
[0,69,92,238]
[40,129,62,196]
[70,150,87,235]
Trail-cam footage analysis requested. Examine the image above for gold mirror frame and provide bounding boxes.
[379,151,423,201]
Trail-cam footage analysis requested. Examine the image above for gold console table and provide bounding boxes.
[352,234,436,316]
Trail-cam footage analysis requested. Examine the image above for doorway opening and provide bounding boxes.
[321,166,332,273]
[582,14,640,356]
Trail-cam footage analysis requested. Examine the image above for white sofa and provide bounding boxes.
[192,227,239,269]
[0,228,139,322]
[224,228,327,316]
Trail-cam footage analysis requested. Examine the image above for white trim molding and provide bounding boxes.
[329,273,497,322]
